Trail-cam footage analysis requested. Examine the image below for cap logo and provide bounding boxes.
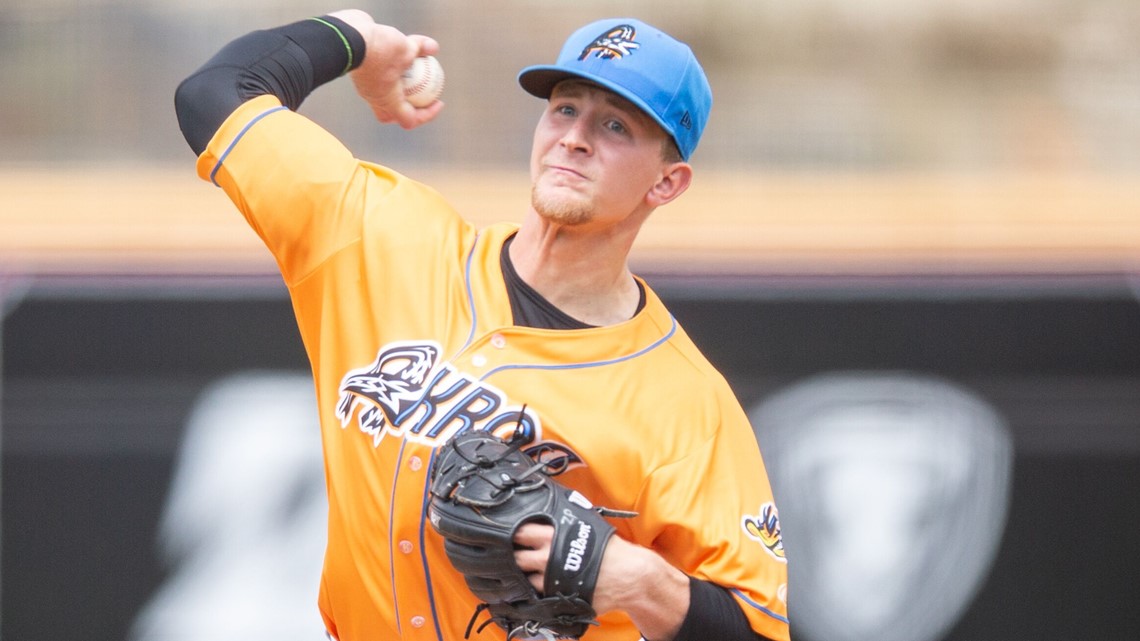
[679,111,693,131]
[578,24,640,60]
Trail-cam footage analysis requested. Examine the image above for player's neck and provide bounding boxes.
[509,218,642,326]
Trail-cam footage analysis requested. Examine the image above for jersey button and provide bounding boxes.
[410,615,426,628]
[398,540,414,554]
[408,455,423,472]
[491,333,507,349]
[471,354,487,367]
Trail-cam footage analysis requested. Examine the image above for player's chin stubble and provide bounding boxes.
[530,184,593,227]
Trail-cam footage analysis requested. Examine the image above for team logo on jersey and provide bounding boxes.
[336,342,439,428]
[578,24,640,60]
[742,502,787,562]
[335,341,582,471]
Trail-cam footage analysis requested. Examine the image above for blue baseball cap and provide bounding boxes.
[518,18,712,161]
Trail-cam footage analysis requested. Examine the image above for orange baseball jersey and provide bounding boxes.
[197,94,790,641]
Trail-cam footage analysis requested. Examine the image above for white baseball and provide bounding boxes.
[401,55,444,108]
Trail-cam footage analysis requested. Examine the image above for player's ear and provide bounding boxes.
[646,162,693,208]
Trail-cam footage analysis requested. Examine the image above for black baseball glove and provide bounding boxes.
[428,427,633,640]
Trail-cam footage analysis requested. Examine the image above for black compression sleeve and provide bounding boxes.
[174,15,366,155]
[673,578,775,641]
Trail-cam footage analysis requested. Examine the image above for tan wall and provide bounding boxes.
[3,167,1137,276]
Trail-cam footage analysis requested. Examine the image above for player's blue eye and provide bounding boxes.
[606,120,627,135]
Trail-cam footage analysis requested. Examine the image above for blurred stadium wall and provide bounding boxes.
[2,2,1138,641]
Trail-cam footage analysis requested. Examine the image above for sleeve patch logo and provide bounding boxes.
[743,502,787,563]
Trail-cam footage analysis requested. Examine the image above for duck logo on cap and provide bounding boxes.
[578,24,640,60]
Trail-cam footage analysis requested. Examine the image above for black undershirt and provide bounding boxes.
[174,18,770,641]
[501,235,645,330]
[679,578,771,641]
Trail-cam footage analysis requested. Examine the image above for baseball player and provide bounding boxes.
[175,8,789,641]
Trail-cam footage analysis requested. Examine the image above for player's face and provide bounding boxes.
[529,81,673,227]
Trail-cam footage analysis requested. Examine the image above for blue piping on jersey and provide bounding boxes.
[478,315,678,380]
[731,588,790,624]
[209,105,289,186]
[420,448,446,641]
[458,232,480,354]
[387,439,407,635]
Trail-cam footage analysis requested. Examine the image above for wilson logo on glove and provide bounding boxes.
[563,522,593,572]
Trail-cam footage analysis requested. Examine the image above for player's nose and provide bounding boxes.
[557,119,592,154]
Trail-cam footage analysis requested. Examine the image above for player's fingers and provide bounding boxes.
[411,99,445,124]
[393,99,444,130]
[513,545,549,594]
[513,522,554,550]
[407,34,440,57]
[513,546,549,573]
[527,571,544,594]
